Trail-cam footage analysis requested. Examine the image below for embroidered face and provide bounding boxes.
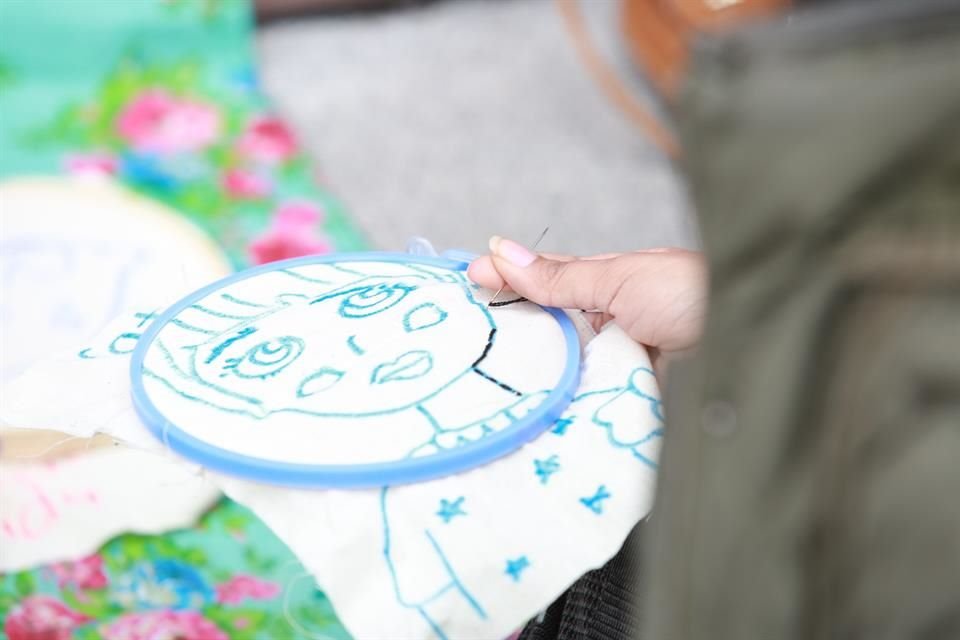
[161,266,496,418]
[135,258,576,475]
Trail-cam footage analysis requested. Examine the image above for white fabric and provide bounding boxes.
[0,176,229,569]
[0,176,229,385]
[2,305,662,639]
[0,447,219,572]
[217,325,662,640]
[0,175,662,640]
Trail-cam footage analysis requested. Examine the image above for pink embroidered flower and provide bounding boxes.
[215,575,281,604]
[101,610,228,640]
[222,169,271,199]
[236,116,297,164]
[248,200,331,265]
[50,554,108,590]
[4,595,93,640]
[65,153,117,176]
[116,90,221,154]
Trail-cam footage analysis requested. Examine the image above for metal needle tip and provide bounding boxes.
[487,226,550,307]
[488,284,507,307]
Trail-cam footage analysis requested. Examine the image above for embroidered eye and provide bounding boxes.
[339,284,415,318]
[226,337,304,379]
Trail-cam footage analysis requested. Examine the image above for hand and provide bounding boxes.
[467,237,707,372]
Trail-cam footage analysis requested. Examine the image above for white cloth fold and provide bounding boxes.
[2,308,662,640]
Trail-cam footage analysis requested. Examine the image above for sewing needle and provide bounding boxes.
[488,226,550,307]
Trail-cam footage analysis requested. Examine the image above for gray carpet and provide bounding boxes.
[257,0,698,256]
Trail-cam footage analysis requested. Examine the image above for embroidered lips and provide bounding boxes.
[370,351,434,385]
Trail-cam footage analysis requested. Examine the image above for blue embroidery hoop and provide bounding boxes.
[130,251,581,488]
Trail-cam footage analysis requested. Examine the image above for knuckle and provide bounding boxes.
[537,259,570,294]
[541,260,568,289]
[601,256,635,315]
[534,258,589,309]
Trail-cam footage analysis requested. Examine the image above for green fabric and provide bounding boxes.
[0,0,248,174]
[0,0,367,266]
[0,0,367,637]
[1,499,353,639]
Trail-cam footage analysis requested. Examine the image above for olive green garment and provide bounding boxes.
[646,1,960,639]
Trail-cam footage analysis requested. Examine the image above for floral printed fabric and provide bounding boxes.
[0,0,366,267]
[0,500,351,639]
[0,0,365,637]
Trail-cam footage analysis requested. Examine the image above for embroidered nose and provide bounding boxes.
[346,335,364,356]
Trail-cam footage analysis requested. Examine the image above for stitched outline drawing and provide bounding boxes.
[129,252,581,488]
[40,247,660,639]
[126,253,662,639]
[378,364,664,639]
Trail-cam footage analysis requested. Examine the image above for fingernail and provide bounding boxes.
[489,235,502,253]
[493,236,536,267]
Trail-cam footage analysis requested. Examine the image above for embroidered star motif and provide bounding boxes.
[533,455,560,484]
[505,556,530,582]
[436,497,467,523]
[551,416,574,435]
[580,485,611,514]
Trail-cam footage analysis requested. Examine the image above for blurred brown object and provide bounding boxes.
[621,0,790,98]
[558,0,786,158]
[558,0,682,158]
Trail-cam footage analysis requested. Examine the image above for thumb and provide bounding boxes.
[488,236,620,313]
